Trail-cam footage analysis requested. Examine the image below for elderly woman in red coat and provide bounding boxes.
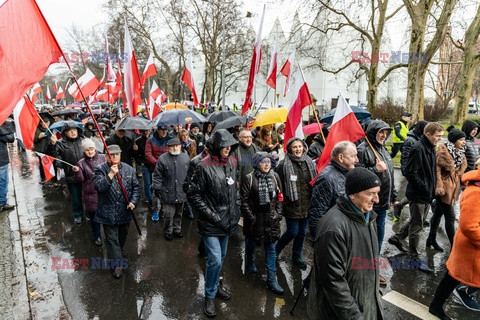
[429,165,480,319]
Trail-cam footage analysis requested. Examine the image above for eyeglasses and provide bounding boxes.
[240,136,252,139]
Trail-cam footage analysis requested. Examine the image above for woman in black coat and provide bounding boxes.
[241,152,284,294]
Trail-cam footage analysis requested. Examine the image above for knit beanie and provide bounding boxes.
[82,138,95,151]
[345,167,381,195]
[447,128,466,143]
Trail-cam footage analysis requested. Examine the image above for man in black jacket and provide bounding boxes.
[0,120,15,212]
[105,129,135,166]
[307,167,383,320]
[308,141,358,241]
[187,129,239,318]
[388,122,444,270]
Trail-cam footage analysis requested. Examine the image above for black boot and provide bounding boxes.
[267,271,284,295]
[204,298,217,318]
[426,236,444,252]
[429,304,452,320]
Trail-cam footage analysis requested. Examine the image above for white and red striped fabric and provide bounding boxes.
[53,80,58,93]
[148,81,161,100]
[13,96,39,150]
[123,23,143,117]
[180,52,199,107]
[266,37,278,89]
[105,35,116,82]
[37,152,56,181]
[68,68,100,101]
[46,85,51,101]
[29,82,43,103]
[148,97,161,120]
[283,65,313,151]
[313,92,365,180]
[55,86,64,100]
[141,51,157,86]
[280,49,295,97]
[242,5,265,115]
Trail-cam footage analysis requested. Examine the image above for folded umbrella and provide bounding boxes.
[212,115,246,132]
[153,109,206,126]
[114,116,155,130]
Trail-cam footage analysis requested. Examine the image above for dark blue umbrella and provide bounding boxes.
[46,120,83,136]
[319,106,371,124]
[153,109,206,126]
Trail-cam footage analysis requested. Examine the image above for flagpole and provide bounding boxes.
[37,153,75,167]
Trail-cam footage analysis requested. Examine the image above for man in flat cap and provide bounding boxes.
[391,111,412,158]
[307,167,383,320]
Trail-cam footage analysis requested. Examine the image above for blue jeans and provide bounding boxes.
[203,235,229,298]
[276,217,307,261]
[245,238,277,273]
[140,165,152,203]
[376,209,386,253]
[0,164,8,205]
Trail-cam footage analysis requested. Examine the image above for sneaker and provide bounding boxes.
[151,211,159,222]
[0,204,15,212]
[164,233,172,241]
[293,258,307,270]
[453,287,480,311]
[74,217,82,224]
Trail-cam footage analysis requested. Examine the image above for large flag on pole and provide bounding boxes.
[123,23,143,117]
[29,83,43,104]
[141,52,157,86]
[283,65,313,151]
[56,86,64,101]
[280,49,295,97]
[180,52,199,107]
[312,92,365,181]
[68,68,100,101]
[105,35,116,82]
[265,37,278,89]
[0,0,63,125]
[46,85,51,101]
[13,96,40,150]
[241,5,265,115]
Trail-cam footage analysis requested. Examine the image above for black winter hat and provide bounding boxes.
[447,128,466,143]
[345,167,381,195]
[190,123,200,130]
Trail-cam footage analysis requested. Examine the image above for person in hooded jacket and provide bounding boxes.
[47,122,85,224]
[73,138,106,246]
[307,126,329,160]
[275,137,316,270]
[33,116,51,180]
[241,152,284,295]
[461,120,479,172]
[393,120,429,220]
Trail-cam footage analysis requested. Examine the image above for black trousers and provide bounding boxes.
[428,200,455,246]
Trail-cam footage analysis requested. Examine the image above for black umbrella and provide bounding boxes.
[320,106,371,124]
[38,112,55,123]
[206,110,239,123]
[212,115,246,132]
[52,108,83,116]
[114,116,155,130]
[153,109,207,126]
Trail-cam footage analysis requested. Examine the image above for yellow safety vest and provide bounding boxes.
[393,121,408,143]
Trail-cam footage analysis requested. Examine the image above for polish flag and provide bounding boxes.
[242,5,265,115]
[181,52,199,107]
[265,37,278,89]
[68,68,100,101]
[280,49,295,97]
[95,89,108,102]
[13,96,40,150]
[56,86,64,100]
[149,81,162,100]
[123,23,143,117]
[0,0,63,125]
[141,52,157,86]
[105,35,116,82]
[148,97,161,120]
[29,83,43,104]
[46,85,51,101]
[53,80,58,93]
[312,92,365,182]
[36,152,56,181]
[283,65,313,152]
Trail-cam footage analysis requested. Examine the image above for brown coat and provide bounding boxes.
[435,143,467,205]
[446,168,480,287]
[183,139,197,159]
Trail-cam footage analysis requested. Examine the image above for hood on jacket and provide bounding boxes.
[365,120,392,147]
[61,121,83,140]
[461,120,479,139]
[286,137,308,154]
[209,129,238,157]
[413,120,428,138]
[462,166,480,184]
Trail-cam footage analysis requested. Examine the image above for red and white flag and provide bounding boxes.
[53,80,58,93]
[242,4,265,115]
[283,65,313,151]
[56,86,64,100]
[266,37,278,89]
[312,92,365,182]
[46,85,51,101]
[29,83,43,104]
[13,96,40,150]
[0,0,63,125]
[148,97,161,120]
[36,152,56,181]
[148,81,162,100]
[280,49,295,97]
[68,68,100,101]
[181,52,199,107]
[105,35,116,82]
[123,23,143,117]
[141,51,157,86]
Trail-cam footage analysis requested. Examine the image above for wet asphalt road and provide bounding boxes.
[10,148,478,319]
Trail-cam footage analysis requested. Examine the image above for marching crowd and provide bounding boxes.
[2,105,478,319]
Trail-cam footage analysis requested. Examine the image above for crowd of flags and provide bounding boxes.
[0,0,366,178]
